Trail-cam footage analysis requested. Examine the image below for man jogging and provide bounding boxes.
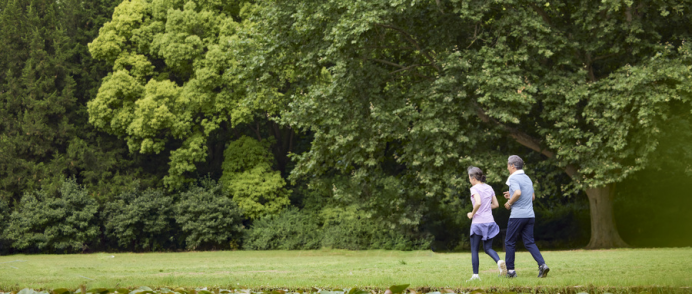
[502,155,550,278]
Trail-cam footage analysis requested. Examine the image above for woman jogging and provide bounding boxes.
[466,166,507,281]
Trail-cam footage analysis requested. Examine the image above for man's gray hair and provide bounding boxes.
[508,155,524,169]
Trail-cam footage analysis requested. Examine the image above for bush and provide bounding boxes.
[3,179,100,253]
[221,136,291,219]
[244,207,432,250]
[175,179,244,250]
[102,187,176,251]
[243,207,322,250]
[0,198,9,253]
[534,201,590,248]
[320,207,432,251]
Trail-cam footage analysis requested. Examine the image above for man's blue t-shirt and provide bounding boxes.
[508,173,535,219]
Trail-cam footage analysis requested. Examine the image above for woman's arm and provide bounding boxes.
[491,195,499,209]
[468,194,482,219]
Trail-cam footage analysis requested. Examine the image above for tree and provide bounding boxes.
[0,0,151,202]
[87,0,295,188]
[247,0,692,248]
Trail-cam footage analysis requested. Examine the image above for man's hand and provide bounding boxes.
[503,191,510,199]
[467,212,473,219]
[504,202,512,210]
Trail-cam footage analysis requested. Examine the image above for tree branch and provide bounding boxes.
[364,58,435,80]
[375,23,441,72]
[528,3,553,27]
[249,120,262,141]
[593,53,618,61]
[390,64,433,74]
[435,0,444,14]
[473,102,579,178]
[368,58,406,69]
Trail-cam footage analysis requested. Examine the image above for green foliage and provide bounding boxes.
[534,202,590,248]
[0,198,8,233]
[3,179,100,252]
[221,136,291,219]
[243,207,322,250]
[87,0,259,188]
[0,198,9,253]
[0,0,143,202]
[102,187,176,251]
[243,206,431,251]
[175,179,244,250]
[320,207,432,251]
[242,0,692,247]
[249,0,692,192]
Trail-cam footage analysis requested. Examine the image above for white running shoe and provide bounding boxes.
[466,274,481,282]
[497,260,507,276]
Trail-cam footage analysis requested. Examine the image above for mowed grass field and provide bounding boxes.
[0,248,690,293]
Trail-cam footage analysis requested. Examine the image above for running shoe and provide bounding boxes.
[497,260,507,276]
[466,274,481,282]
[538,264,550,278]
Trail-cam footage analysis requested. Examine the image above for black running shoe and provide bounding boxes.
[538,264,550,278]
[507,270,517,278]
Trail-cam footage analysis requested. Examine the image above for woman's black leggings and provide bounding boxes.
[470,234,500,274]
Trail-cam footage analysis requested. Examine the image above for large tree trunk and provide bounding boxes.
[584,184,628,249]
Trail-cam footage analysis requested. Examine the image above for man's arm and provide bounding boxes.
[504,189,521,210]
[532,193,535,201]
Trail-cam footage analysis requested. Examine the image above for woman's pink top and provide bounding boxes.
[470,183,496,224]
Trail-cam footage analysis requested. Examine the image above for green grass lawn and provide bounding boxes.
[0,248,690,293]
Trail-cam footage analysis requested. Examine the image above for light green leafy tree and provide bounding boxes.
[87,0,260,188]
[3,179,100,253]
[220,136,290,219]
[248,0,692,248]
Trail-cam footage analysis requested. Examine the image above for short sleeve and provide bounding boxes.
[469,187,478,198]
[509,178,521,193]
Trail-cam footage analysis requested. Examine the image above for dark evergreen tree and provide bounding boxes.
[0,0,166,204]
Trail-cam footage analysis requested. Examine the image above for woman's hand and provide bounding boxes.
[467,212,474,219]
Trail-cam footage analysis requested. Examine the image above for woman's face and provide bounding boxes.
[468,175,475,184]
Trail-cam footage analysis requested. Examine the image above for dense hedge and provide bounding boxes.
[243,207,434,251]
[0,178,597,254]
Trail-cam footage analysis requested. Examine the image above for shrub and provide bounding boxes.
[321,208,432,251]
[244,206,432,250]
[175,179,244,250]
[221,136,291,219]
[102,187,176,251]
[243,207,322,250]
[534,202,590,248]
[0,198,9,253]
[3,179,100,253]
[0,198,8,232]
